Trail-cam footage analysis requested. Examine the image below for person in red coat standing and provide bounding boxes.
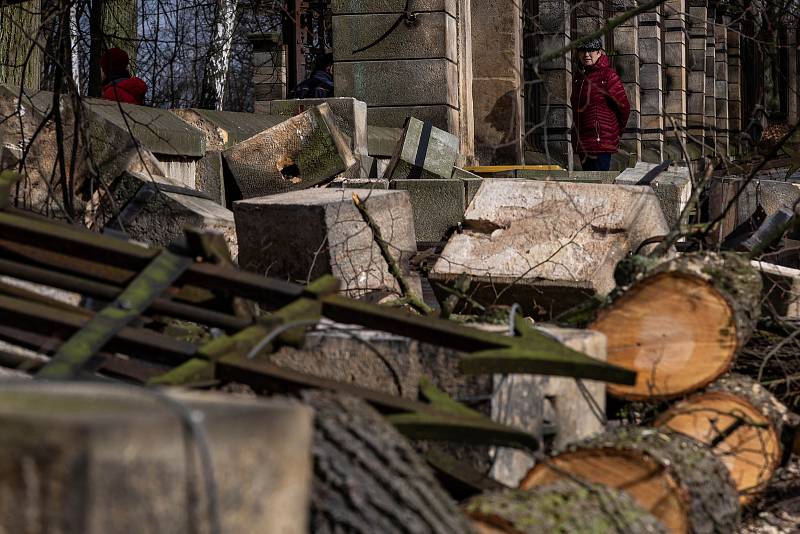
[571,38,631,171]
[100,48,147,106]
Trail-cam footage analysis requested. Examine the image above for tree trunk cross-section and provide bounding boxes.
[520,427,740,534]
[592,253,761,400]
[656,374,787,504]
[465,480,668,534]
[299,390,476,534]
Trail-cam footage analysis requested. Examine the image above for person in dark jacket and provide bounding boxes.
[571,38,631,171]
[289,53,334,99]
[100,48,147,106]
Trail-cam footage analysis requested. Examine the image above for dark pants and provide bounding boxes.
[580,153,612,171]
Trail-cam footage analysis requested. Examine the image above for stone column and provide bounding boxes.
[249,33,287,108]
[538,0,573,169]
[663,0,687,162]
[332,0,475,159]
[612,0,642,162]
[686,0,707,160]
[639,8,664,162]
[727,25,742,158]
[704,2,716,157]
[714,12,729,157]
[470,0,524,165]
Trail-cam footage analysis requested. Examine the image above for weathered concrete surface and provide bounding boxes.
[614,162,692,228]
[261,98,368,156]
[709,177,800,243]
[390,178,465,243]
[0,381,312,534]
[452,167,483,204]
[172,108,287,150]
[93,171,238,258]
[490,325,607,486]
[0,86,165,218]
[367,125,403,157]
[429,180,671,317]
[384,117,460,180]
[223,104,355,199]
[752,260,800,319]
[234,189,417,298]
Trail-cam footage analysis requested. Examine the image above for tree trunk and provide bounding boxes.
[0,0,41,90]
[591,252,762,400]
[465,481,668,534]
[299,390,476,534]
[88,0,137,97]
[655,373,787,504]
[197,0,238,110]
[520,427,740,534]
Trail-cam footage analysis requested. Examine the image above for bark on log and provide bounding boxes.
[519,427,740,534]
[655,374,787,504]
[592,252,762,400]
[299,390,476,534]
[465,481,668,534]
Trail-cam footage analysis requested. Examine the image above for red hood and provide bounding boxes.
[112,77,147,99]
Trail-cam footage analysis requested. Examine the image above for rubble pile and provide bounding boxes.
[0,91,798,534]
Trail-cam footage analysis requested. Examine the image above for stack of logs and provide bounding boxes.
[448,252,795,533]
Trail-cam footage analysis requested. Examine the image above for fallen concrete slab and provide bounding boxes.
[0,381,312,534]
[615,162,692,229]
[429,180,671,318]
[223,104,355,199]
[390,178,465,244]
[261,97,368,156]
[234,188,417,298]
[384,117,460,180]
[92,171,238,258]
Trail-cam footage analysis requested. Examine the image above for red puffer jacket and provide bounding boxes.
[571,54,631,156]
[102,77,147,106]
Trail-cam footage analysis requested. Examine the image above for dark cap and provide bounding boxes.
[576,37,603,51]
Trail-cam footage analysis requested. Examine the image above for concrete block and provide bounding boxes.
[171,108,287,149]
[615,162,692,228]
[223,104,355,198]
[752,261,800,318]
[384,117,459,180]
[94,171,238,258]
[333,12,456,62]
[263,97,368,156]
[330,177,390,189]
[429,180,670,317]
[366,105,458,132]
[390,178,465,243]
[331,0,456,16]
[0,381,312,534]
[335,59,458,108]
[452,166,483,204]
[367,125,403,157]
[234,188,417,297]
[490,325,607,486]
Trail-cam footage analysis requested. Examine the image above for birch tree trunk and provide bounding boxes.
[197,0,238,110]
[0,0,42,90]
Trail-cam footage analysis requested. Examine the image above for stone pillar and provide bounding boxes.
[538,0,573,169]
[714,13,729,157]
[249,33,287,107]
[332,0,475,159]
[727,25,742,158]
[704,2,717,157]
[612,0,642,161]
[662,0,687,162]
[470,0,524,165]
[639,8,664,162]
[575,0,603,35]
[686,0,707,160]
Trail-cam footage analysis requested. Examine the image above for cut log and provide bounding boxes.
[591,252,762,400]
[465,481,668,534]
[519,427,740,534]
[299,390,476,534]
[655,374,787,503]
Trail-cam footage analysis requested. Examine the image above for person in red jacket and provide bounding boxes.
[571,38,631,171]
[100,48,147,106]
